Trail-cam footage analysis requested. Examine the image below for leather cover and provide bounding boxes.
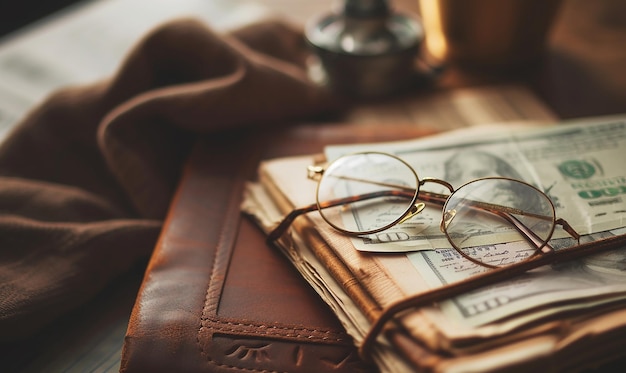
[118,135,370,372]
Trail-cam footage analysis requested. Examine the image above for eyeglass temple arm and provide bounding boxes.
[266,189,417,242]
[453,199,581,248]
[556,218,581,242]
[492,210,558,254]
[267,203,319,242]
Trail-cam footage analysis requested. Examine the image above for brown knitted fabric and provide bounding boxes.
[0,18,336,341]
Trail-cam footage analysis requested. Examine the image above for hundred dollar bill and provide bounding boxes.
[408,227,626,328]
[325,116,626,253]
[325,115,626,327]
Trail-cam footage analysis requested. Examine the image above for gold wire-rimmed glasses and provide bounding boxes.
[268,151,580,268]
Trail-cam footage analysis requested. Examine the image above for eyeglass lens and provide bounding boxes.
[443,178,556,267]
[316,153,419,234]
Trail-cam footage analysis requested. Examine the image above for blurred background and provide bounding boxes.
[0,0,82,36]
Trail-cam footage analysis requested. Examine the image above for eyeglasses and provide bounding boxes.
[268,151,580,268]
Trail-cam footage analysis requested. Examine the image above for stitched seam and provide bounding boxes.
[195,137,289,373]
[203,317,349,343]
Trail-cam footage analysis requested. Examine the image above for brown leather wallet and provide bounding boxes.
[119,131,359,372]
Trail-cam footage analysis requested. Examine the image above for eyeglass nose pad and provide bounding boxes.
[440,209,457,233]
[307,165,325,181]
[398,203,426,225]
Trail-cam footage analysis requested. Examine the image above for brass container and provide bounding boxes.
[418,0,562,69]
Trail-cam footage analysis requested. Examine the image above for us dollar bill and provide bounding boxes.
[325,116,626,326]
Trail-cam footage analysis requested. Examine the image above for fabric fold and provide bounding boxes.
[0,17,337,341]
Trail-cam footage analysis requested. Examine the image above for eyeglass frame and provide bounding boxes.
[268,151,580,268]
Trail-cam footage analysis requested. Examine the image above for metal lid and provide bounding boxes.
[305,0,424,97]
